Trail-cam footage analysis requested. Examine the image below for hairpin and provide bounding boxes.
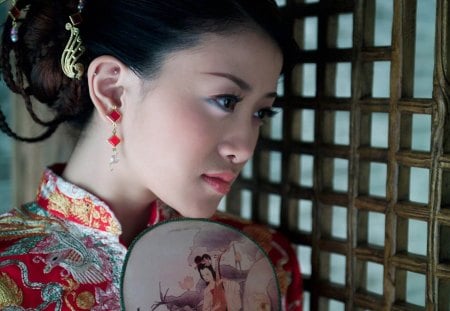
[60,0,86,79]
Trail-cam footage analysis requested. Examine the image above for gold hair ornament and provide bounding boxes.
[61,0,86,80]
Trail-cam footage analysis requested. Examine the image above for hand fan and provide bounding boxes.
[120,218,281,311]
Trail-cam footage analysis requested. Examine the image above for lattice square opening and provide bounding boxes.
[398,165,430,204]
[333,62,352,98]
[369,162,387,197]
[218,197,226,212]
[334,110,350,145]
[319,298,345,311]
[413,0,436,98]
[260,151,282,183]
[407,218,428,256]
[372,61,391,98]
[240,189,252,220]
[321,204,347,240]
[400,113,432,152]
[320,157,350,193]
[405,271,426,307]
[277,74,284,96]
[241,158,253,179]
[396,215,428,256]
[292,109,315,142]
[304,16,318,50]
[367,211,385,247]
[359,161,387,198]
[293,15,319,51]
[297,245,312,277]
[331,205,347,240]
[332,158,349,192]
[268,194,281,226]
[409,167,430,204]
[411,114,432,152]
[297,199,313,233]
[292,63,317,97]
[357,210,385,247]
[298,154,314,187]
[336,13,353,48]
[320,252,346,285]
[268,108,283,140]
[370,112,389,148]
[394,270,426,308]
[365,261,384,295]
[303,292,311,311]
[373,0,393,46]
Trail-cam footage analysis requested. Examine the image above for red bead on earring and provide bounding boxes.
[107,106,121,170]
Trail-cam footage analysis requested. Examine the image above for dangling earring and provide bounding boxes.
[107,105,122,170]
[8,1,20,42]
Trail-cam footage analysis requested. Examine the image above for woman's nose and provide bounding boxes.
[217,119,259,164]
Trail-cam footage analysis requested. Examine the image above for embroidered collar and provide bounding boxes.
[34,164,168,236]
[36,164,179,235]
[35,164,123,235]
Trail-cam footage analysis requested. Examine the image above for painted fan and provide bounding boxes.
[121,218,281,311]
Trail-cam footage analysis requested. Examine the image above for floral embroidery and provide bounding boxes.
[0,272,23,307]
[91,283,121,311]
[75,291,96,309]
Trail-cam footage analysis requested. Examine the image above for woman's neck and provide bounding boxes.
[62,119,157,244]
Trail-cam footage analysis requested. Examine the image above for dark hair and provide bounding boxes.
[0,0,298,142]
[195,254,217,283]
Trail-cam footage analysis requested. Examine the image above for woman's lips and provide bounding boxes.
[201,172,236,195]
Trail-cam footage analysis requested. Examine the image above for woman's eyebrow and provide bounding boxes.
[203,72,278,98]
[204,72,251,91]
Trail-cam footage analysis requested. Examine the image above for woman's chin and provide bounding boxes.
[177,204,218,219]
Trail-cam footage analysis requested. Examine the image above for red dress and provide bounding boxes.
[0,164,303,310]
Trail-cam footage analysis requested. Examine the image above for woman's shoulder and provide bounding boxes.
[0,203,125,310]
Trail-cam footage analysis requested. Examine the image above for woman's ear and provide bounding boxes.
[87,56,130,119]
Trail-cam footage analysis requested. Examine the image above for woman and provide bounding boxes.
[196,254,241,311]
[0,0,302,309]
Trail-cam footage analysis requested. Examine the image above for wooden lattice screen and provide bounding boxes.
[223,0,450,310]
[3,0,449,309]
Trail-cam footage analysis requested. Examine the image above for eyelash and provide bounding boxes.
[207,94,242,112]
[254,108,279,121]
[207,94,279,122]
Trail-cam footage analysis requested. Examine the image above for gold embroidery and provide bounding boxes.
[47,192,121,235]
[0,272,23,307]
[275,266,289,296]
[62,277,81,311]
[0,207,62,240]
[76,291,96,310]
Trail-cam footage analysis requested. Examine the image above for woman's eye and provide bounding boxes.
[254,108,279,121]
[208,95,241,112]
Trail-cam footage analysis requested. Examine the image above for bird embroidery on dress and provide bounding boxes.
[31,223,112,285]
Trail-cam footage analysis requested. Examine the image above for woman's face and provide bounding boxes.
[120,30,283,217]
[200,267,215,283]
